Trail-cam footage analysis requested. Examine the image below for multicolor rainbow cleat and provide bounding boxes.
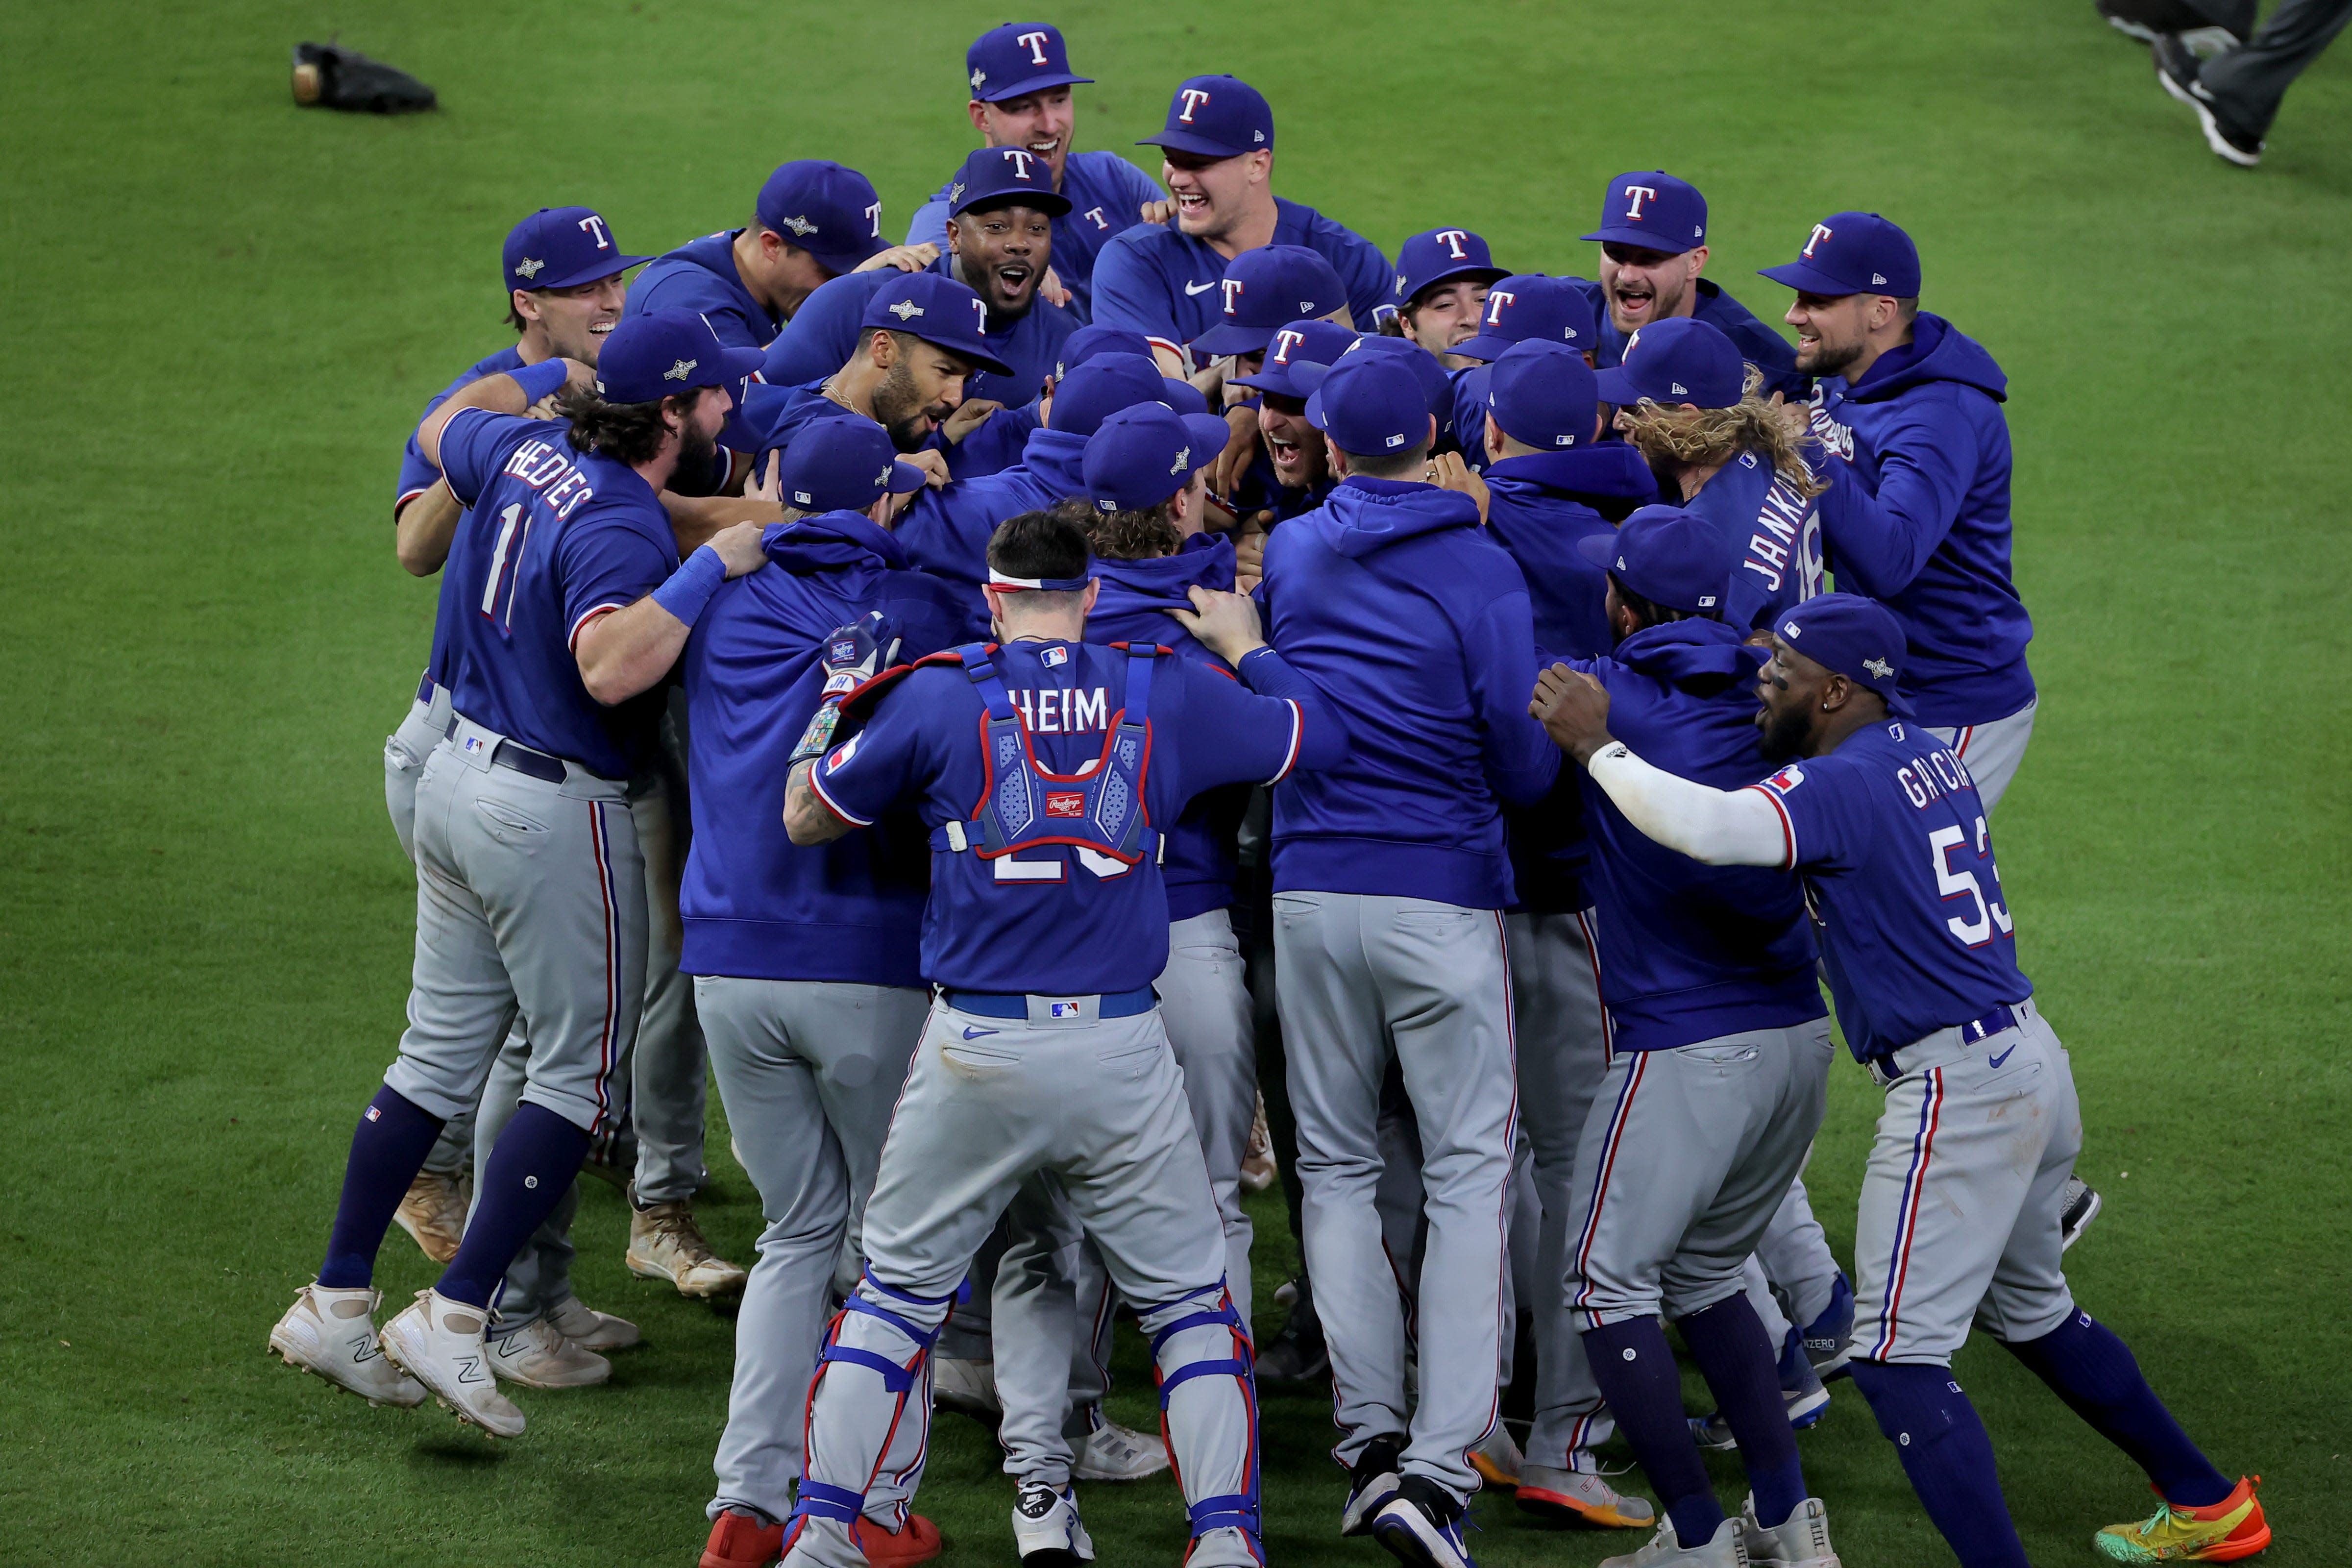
[2094,1474,2270,1563]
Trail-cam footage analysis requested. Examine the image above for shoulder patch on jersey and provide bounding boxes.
[826,731,862,770]
[1766,764,1805,792]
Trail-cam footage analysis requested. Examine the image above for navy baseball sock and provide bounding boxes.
[435,1102,589,1310]
[1849,1360,2030,1568]
[2004,1311,2232,1507]
[318,1086,445,1289]
[1580,1317,1722,1549]
[1678,1295,1807,1529]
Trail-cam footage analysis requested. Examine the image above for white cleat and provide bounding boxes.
[1013,1480,1095,1566]
[1072,1415,1169,1481]
[380,1288,525,1437]
[545,1293,640,1351]
[1469,1420,1524,1489]
[1600,1516,1747,1568]
[1740,1494,1841,1568]
[487,1316,611,1388]
[269,1284,425,1407]
[932,1354,1001,1417]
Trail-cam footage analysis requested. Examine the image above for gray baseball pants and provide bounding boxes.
[1275,891,1516,1503]
[382,718,643,1138]
[1853,1001,2079,1364]
[1507,910,1617,1470]
[629,717,709,1206]
[1755,1174,1844,1335]
[1566,1020,1835,1329]
[385,684,475,1178]
[697,974,929,1526]
[1927,693,2036,815]
[784,997,1259,1568]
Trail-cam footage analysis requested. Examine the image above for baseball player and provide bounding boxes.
[1224,318,1357,549]
[934,321,1156,481]
[901,22,1170,323]
[1389,228,1509,370]
[679,420,959,1568]
[1253,352,1552,1567]
[1090,74,1391,373]
[1473,342,1660,1532]
[1534,591,2271,1568]
[1760,214,2038,811]
[1597,316,1827,631]
[1525,510,1846,1568]
[1446,274,1599,476]
[1186,246,1353,498]
[763,147,1078,416]
[383,205,649,1264]
[773,506,1344,1568]
[269,312,768,1437]
[1580,172,1806,402]
[626,160,905,348]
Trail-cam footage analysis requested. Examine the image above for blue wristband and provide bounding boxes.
[652,546,727,627]
[511,359,569,404]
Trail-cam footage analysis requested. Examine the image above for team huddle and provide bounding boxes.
[267,21,2275,1568]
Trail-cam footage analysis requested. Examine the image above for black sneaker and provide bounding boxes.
[2154,35,2264,165]
[2060,1175,2104,1250]
[1370,1476,1476,1568]
[1341,1436,1404,1537]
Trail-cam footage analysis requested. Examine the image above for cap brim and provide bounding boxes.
[1450,335,1511,364]
[951,190,1075,220]
[1178,412,1236,471]
[711,344,768,384]
[1757,260,1855,294]
[977,71,1093,102]
[1591,366,1643,405]
[1401,263,1510,303]
[1191,321,1278,355]
[538,253,653,290]
[919,336,1015,378]
[885,459,928,494]
[1228,368,1309,397]
[1582,226,1699,254]
[1138,131,1250,158]
[1575,532,1619,571]
[802,235,894,276]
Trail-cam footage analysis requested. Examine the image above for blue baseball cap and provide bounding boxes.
[775,413,927,512]
[1230,318,1359,398]
[1487,341,1599,451]
[1299,354,1433,457]
[1048,351,1168,436]
[1575,505,1736,617]
[1056,324,1154,379]
[1593,316,1747,409]
[1141,74,1274,159]
[1454,274,1597,364]
[1759,212,1921,297]
[594,310,765,404]
[1773,591,1914,715]
[1082,403,1232,513]
[965,22,1093,102]
[858,272,1016,376]
[1582,172,1709,255]
[1337,335,1455,438]
[946,145,1072,219]
[1192,245,1348,355]
[502,207,649,293]
[1159,376,1211,415]
[1393,228,1508,307]
[755,161,889,275]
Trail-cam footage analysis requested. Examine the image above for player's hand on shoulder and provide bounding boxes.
[748,449,784,506]
[1427,451,1489,523]
[1213,404,1257,494]
[1530,663,1614,763]
[1231,511,1273,594]
[1139,199,1175,226]
[903,448,953,490]
[857,244,939,274]
[942,399,1002,446]
[558,356,598,394]
[707,519,769,578]
[1170,584,1265,664]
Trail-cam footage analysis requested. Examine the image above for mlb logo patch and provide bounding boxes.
[1767,765,1806,792]
[1050,1000,1081,1019]
[1045,791,1084,818]
[463,735,484,754]
[1042,646,1069,667]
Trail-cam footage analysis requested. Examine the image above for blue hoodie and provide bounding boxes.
[1479,443,1657,914]
[625,230,777,349]
[678,512,968,985]
[1564,619,1824,1051]
[1083,534,1249,923]
[1811,313,2033,726]
[1260,476,1558,908]
[1582,277,1809,403]
[896,424,1092,637]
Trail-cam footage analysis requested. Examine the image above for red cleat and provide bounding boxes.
[851,1512,943,1566]
[700,1509,783,1568]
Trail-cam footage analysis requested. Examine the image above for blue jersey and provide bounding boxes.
[396,346,525,689]
[760,252,1075,411]
[1681,449,1826,632]
[1585,277,1808,402]
[895,425,1090,637]
[679,512,968,987]
[904,150,1167,324]
[436,409,679,778]
[1748,720,2031,1062]
[1566,622,1823,1051]
[944,399,1041,479]
[1808,314,2033,726]
[1084,535,1248,923]
[1227,446,1333,525]
[809,639,1339,993]
[1091,198,1392,363]
[626,231,777,349]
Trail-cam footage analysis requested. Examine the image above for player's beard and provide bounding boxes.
[1757,697,1814,764]
[1797,337,1865,379]
[871,359,945,452]
[667,417,722,496]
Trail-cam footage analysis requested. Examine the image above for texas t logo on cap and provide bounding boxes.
[1178,86,1211,122]
[1803,223,1834,258]
[1623,184,1659,220]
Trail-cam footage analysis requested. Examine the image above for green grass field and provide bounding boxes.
[4,1,2348,1563]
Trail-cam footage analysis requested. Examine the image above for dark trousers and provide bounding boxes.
[2205,0,2352,135]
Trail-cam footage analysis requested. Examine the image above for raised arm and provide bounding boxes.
[572,523,766,705]
[394,479,464,577]
[417,358,592,469]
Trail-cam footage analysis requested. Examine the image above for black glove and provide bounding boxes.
[788,613,903,766]
[292,43,438,114]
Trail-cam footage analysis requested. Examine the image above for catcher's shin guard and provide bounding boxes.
[1142,1280,1264,1564]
